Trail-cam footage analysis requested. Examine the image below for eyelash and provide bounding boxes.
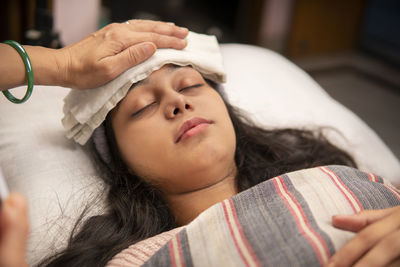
[179,83,203,92]
[132,83,204,117]
[132,102,155,117]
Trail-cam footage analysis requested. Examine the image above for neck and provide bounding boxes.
[165,172,238,226]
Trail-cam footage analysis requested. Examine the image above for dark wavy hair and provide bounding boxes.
[40,82,356,267]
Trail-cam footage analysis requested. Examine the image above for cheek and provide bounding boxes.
[116,123,173,178]
[209,96,236,147]
[216,106,237,162]
[193,91,237,159]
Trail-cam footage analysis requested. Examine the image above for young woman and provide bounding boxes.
[41,64,400,267]
[1,20,399,267]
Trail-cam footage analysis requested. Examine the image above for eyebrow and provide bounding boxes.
[129,65,182,90]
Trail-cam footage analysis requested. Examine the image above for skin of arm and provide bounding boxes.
[0,44,61,90]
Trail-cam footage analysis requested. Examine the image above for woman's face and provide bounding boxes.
[111,65,237,195]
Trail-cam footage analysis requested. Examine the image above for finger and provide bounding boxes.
[97,23,187,50]
[354,228,400,267]
[328,209,400,267]
[125,19,189,39]
[333,206,400,232]
[122,32,187,50]
[101,42,156,79]
[100,29,187,51]
[0,193,29,267]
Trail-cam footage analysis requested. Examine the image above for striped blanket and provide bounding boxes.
[108,165,400,266]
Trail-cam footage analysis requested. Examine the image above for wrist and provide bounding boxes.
[0,43,26,90]
[53,46,73,88]
[24,46,66,87]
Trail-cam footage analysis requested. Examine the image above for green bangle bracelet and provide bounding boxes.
[2,40,34,104]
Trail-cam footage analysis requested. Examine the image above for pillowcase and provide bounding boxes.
[0,44,399,265]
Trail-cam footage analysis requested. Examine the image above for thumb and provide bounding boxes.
[332,207,400,232]
[108,42,156,75]
[0,193,29,267]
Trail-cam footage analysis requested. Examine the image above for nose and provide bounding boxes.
[163,92,192,119]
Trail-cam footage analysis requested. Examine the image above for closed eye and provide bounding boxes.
[179,83,204,92]
[132,84,204,117]
[132,102,156,117]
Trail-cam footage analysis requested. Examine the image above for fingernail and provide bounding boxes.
[2,197,18,218]
[142,43,156,56]
[8,193,26,210]
[180,39,187,46]
[179,27,188,33]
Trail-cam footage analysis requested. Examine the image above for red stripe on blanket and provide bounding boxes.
[367,173,377,182]
[176,235,185,267]
[228,199,261,266]
[384,185,400,201]
[222,199,261,267]
[320,167,363,213]
[168,235,185,267]
[273,176,330,265]
[168,241,177,267]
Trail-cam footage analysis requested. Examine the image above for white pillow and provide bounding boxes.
[0,44,399,265]
[220,44,400,183]
[0,87,105,265]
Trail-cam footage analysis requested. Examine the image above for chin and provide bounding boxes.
[188,141,235,173]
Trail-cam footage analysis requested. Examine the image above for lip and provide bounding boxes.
[175,117,213,143]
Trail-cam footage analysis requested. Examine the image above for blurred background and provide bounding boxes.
[1,0,399,158]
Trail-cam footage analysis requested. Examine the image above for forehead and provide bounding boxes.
[131,64,194,89]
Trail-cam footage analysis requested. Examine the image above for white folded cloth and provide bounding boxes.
[62,31,226,145]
